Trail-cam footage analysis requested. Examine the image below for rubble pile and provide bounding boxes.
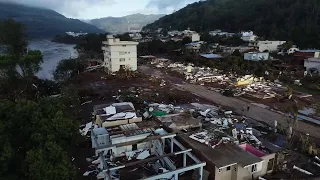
[143,103,183,119]
[188,105,280,153]
[151,59,286,99]
[241,81,282,99]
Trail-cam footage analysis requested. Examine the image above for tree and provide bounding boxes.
[232,49,242,57]
[0,20,43,78]
[161,29,168,36]
[0,99,78,179]
[0,19,27,56]
[75,33,106,53]
[19,50,43,77]
[144,0,320,48]
[0,19,78,180]
[53,58,84,82]
[181,36,192,44]
[115,33,132,41]
[281,41,294,50]
[26,141,75,180]
[0,20,44,100]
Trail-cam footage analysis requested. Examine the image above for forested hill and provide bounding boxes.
[90,13,165,33]
[144,0,320,48]
[0,2,104,38]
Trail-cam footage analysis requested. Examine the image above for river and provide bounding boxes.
[28,39,78,79]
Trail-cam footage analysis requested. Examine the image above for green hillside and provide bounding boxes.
[144,0,320,48]
[0,2,104,38]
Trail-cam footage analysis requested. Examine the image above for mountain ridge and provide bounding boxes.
[90,13,165,33]
[0,2,104,38]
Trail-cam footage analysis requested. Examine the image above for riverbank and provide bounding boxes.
[28,39,78,79]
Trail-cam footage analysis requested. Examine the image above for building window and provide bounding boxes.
[267,159,274,171]
[128,52,130,54]
[132,144,137,151]
[122,45,126,47]
[226,166,231,171]
[120,58,125,62]
[251,164,257,173]
[119,52,126,55]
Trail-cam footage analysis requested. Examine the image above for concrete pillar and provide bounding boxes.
[199,166,203,180]
[183,153,186,167]
[171,137,174,153]
[288,126,293,138]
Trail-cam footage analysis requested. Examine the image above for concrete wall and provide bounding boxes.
[214,165,234,180]
[101,117,142,127]
[244,52,269,61]
[214,153,275,180]
[257,41,286,52]
[110,45,138,72]
[241,35,257,42]
[192,33,201,42]
[257,154,276,175]
[111,133,151,156]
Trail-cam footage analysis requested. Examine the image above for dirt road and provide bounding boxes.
[139,65,320,138]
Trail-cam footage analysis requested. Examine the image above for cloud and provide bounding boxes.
[147,0,198,10]
[0,0,116,18]
[0,0,199,19]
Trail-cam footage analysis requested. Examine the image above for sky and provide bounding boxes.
[2,0,199,19]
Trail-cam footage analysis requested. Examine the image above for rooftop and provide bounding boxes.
[306,58,320,62]
[179,134,263,168]
[297,49,320,53]
[200,53,223,59]
[89,121,206,180]
[185,41,203,46]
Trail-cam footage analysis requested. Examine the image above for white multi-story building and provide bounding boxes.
[192,33,201,42]
[102,35,139,73]
[241,31,257,42]
[256,41,286,52]
[182,30,201,42]
[241,35,257,42]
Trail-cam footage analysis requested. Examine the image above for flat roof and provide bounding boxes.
[139,55,156,58]
[306,58,320,62]
[200,54,223,59]
[179,134,263,168]
[102,41,139,45]
[297,49,320,53]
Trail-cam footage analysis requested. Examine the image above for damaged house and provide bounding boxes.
[180,131,276,180]
[93,102,142,127]
[89,122,207,180]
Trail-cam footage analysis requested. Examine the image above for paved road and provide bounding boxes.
[139,65,320,139]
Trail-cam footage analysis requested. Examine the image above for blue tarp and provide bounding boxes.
[200,53,223,59]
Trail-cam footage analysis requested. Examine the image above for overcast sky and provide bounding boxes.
[2,0,199,19]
